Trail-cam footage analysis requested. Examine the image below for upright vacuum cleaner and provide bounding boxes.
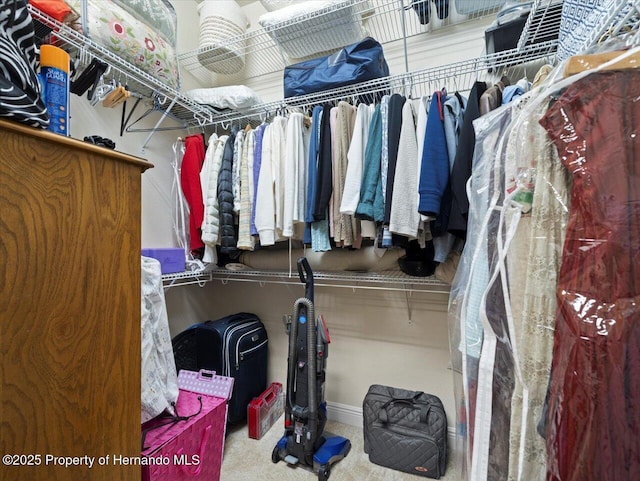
[272,257,351,481]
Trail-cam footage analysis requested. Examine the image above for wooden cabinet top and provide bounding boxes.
[0,119,154,171]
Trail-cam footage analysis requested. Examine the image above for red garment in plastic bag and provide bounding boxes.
[540,69,640,481]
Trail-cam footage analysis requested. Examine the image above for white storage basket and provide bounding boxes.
[259,0,297,11]
[197,0,249,74]
[258,0,371,60]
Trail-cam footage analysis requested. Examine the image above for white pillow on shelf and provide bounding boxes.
[184,85,263,111]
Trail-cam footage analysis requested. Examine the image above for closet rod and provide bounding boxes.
[207,39,558,128]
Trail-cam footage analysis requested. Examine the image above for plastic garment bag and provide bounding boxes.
[505,99,570,481]
[540,66,640,481]
[449,41,640,481]
[141,257,179,423]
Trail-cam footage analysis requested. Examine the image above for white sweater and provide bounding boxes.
[282,112,311,239]
[271,116,287,236]
[237,129,255,250]
[389,100,421,238]
[340,103,373,215]
[254,124,276,245]
[201,135,229,262]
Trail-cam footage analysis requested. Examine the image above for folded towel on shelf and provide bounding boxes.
[184,85,263,112]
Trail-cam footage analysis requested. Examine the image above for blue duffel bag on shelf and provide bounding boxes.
[283,37,390,98]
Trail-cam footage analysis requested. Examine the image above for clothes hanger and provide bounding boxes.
[120,94,143,137]
[125,95,188,133]
[70,58,109,98]
[103,83,130,108]
[563,47,640,77]
[88,76,112,106]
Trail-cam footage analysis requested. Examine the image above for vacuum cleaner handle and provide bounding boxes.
[297,257,314,302]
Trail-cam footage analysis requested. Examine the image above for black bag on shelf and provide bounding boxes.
[283,37,389,98]
[172,312,268,424]
[363,384,448,479]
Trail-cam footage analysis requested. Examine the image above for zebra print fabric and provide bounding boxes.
[0,0,49,128]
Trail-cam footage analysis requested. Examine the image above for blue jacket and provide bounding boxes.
[304,105,324,243]
[419,91,450,216]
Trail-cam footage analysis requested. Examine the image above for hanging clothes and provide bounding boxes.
[355,103,384,223]
[449,98,513,479]
[379,95,391,202]
[341,102,376,239]
[479,77,509,115]
[283,112,309,238]
[540,69,640,481]
[468,102,517,481]
[255,124,276,246]
[313,104,334,222]
[433,92,467,262]
[237,128,255,250]
[389,98,421,239]
[232,130,245,214]
[383,93,406,222]
[304,106,330,250]
[382,93,406,247]
[506,100,570,481]
[271,116,287,237]
[217,128,238,255]
[340,103,374,215]
[502,77,531,105]
[200,134,225,264]
[199,132,218,218]
[449,81,489,239]
[328,106,339,240]
[443,92,467,168]
[332,101,357,247]
[415,95,431,231]
[250,124,267,237]
[418,90,450,218]
[180,134,206,254]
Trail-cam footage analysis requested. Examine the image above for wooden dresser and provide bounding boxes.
[0,119,153,481]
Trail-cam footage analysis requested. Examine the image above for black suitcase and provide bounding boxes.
[172,312,269,424]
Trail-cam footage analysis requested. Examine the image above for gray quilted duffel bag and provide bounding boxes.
[363,385,447,479]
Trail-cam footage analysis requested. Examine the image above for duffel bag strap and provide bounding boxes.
[379,393,431,424]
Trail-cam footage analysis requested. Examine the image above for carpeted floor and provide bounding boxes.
[220,416,462,481]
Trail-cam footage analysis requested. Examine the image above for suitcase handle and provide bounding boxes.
[177,424,212,477]
[379,398,431,425]
[263,388,276,404]
[255,384,279,407]
[196,369,217,382]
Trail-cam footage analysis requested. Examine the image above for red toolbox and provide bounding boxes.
[248,382,284,440]
[141,389,227,481]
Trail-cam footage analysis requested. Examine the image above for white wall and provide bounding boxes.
[67,0,493,428]
[164,282,453,423]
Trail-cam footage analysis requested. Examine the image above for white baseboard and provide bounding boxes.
[326,401,458,446]
[326,401,363,427]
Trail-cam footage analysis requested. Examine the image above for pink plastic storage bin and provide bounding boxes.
[141,389,227,481]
